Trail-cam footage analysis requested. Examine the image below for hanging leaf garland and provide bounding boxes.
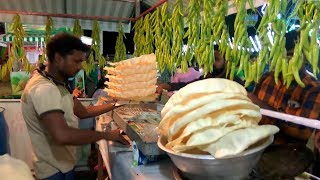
[182,0,201,72]
[170,0,184,73]
[1,15,33,79]
[285,1,320,88]
[133,18,144,57]
[114,22,126,62]
[196,0,215,76]
[73,19,83,38]
[142,13,154,54]
[159,2,173,72]
[255,0,273,84]
[231,0,252,82]
[45,17,53,45]
[153,8,164,70]
[83,20,105,74]
[39,16,53,64]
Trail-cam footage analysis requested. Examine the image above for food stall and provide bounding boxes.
[0,0,132,170]
[0,0,319,179]
[95,0,320,179]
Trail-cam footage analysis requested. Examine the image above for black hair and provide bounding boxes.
[250,52,258,59]
[38,63,46,71]
[46,32,90,62]
[285,30,299,52]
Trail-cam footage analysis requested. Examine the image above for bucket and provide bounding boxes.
[0,107,9,155]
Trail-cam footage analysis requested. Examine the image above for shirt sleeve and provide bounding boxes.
[29,84,64,117]
[168,75,205,91]
[168,81,189,91]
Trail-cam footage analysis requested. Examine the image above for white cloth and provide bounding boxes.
[0,154,34,180]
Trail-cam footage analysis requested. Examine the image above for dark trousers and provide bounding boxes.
[313,151,320,177]
[41,170,74,180]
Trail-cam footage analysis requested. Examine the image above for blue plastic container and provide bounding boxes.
[0,107,9,155]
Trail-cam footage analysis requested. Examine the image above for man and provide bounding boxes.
[21,33,128,180]
[248,66,320,144]
[248,43,320,176]
[156,50,244,93]
[249,31,320,146]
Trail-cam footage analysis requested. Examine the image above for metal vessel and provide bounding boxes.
[158,135,274,180]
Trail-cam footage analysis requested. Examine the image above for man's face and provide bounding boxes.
[56,50,86,78]
[214,51,225,70]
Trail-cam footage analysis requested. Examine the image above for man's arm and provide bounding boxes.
[40,111,129,145]
[156,82,188,94]
[73,98,116,119]
[156,76,205,94]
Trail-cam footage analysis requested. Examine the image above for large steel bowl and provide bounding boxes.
[158,135,274,180]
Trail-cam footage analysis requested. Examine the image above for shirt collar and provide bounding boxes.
[37,69,72,93]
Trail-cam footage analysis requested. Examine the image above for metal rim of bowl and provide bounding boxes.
[157,135,274,160]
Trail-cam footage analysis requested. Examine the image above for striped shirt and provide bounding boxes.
[253,70,320,143]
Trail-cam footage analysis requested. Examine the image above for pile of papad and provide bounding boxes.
[158,78,279,158]
[104,53,158,101]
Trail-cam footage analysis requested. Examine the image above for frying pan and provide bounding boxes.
[252,144,314,179]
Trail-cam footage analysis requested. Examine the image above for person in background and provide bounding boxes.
[92,77,108,99]
[21,33,129,180]
[85,66,99,97]
[157,30,320,151]
[247,31,320,160]
[168,59,202,96]
[156,50,244,94]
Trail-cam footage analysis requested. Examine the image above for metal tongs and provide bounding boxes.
[261,108,320,130]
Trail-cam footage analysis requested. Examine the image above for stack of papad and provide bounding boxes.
[104,53,158,101]
[158,78,279,158]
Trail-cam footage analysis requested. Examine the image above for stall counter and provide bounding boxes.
[0,98,95,168]
[96,116,176,180]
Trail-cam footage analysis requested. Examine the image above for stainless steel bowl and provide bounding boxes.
[158,135,274,180]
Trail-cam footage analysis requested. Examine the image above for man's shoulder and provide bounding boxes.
[27,74,55,87]
[24,74,60,96]
[302,72,320,88]
[260,72,274,82]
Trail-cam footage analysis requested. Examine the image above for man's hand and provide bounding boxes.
[315,130,320,152]
[156,85,164,95]
[156,83,171,94]
[105,129,130,145]
[73,87,84,98]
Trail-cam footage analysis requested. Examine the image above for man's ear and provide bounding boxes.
[54,53,63,63]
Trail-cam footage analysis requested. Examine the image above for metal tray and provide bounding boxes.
[112,103,165,156]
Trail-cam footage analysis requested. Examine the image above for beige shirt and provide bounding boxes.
[21,73,79,179]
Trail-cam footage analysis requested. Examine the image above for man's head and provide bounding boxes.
[46,33,90,78]
[203,50,226,78]
[214,50,225,70]
[285,30,299,54]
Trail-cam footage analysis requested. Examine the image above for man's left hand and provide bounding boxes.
[73,88,84,98]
